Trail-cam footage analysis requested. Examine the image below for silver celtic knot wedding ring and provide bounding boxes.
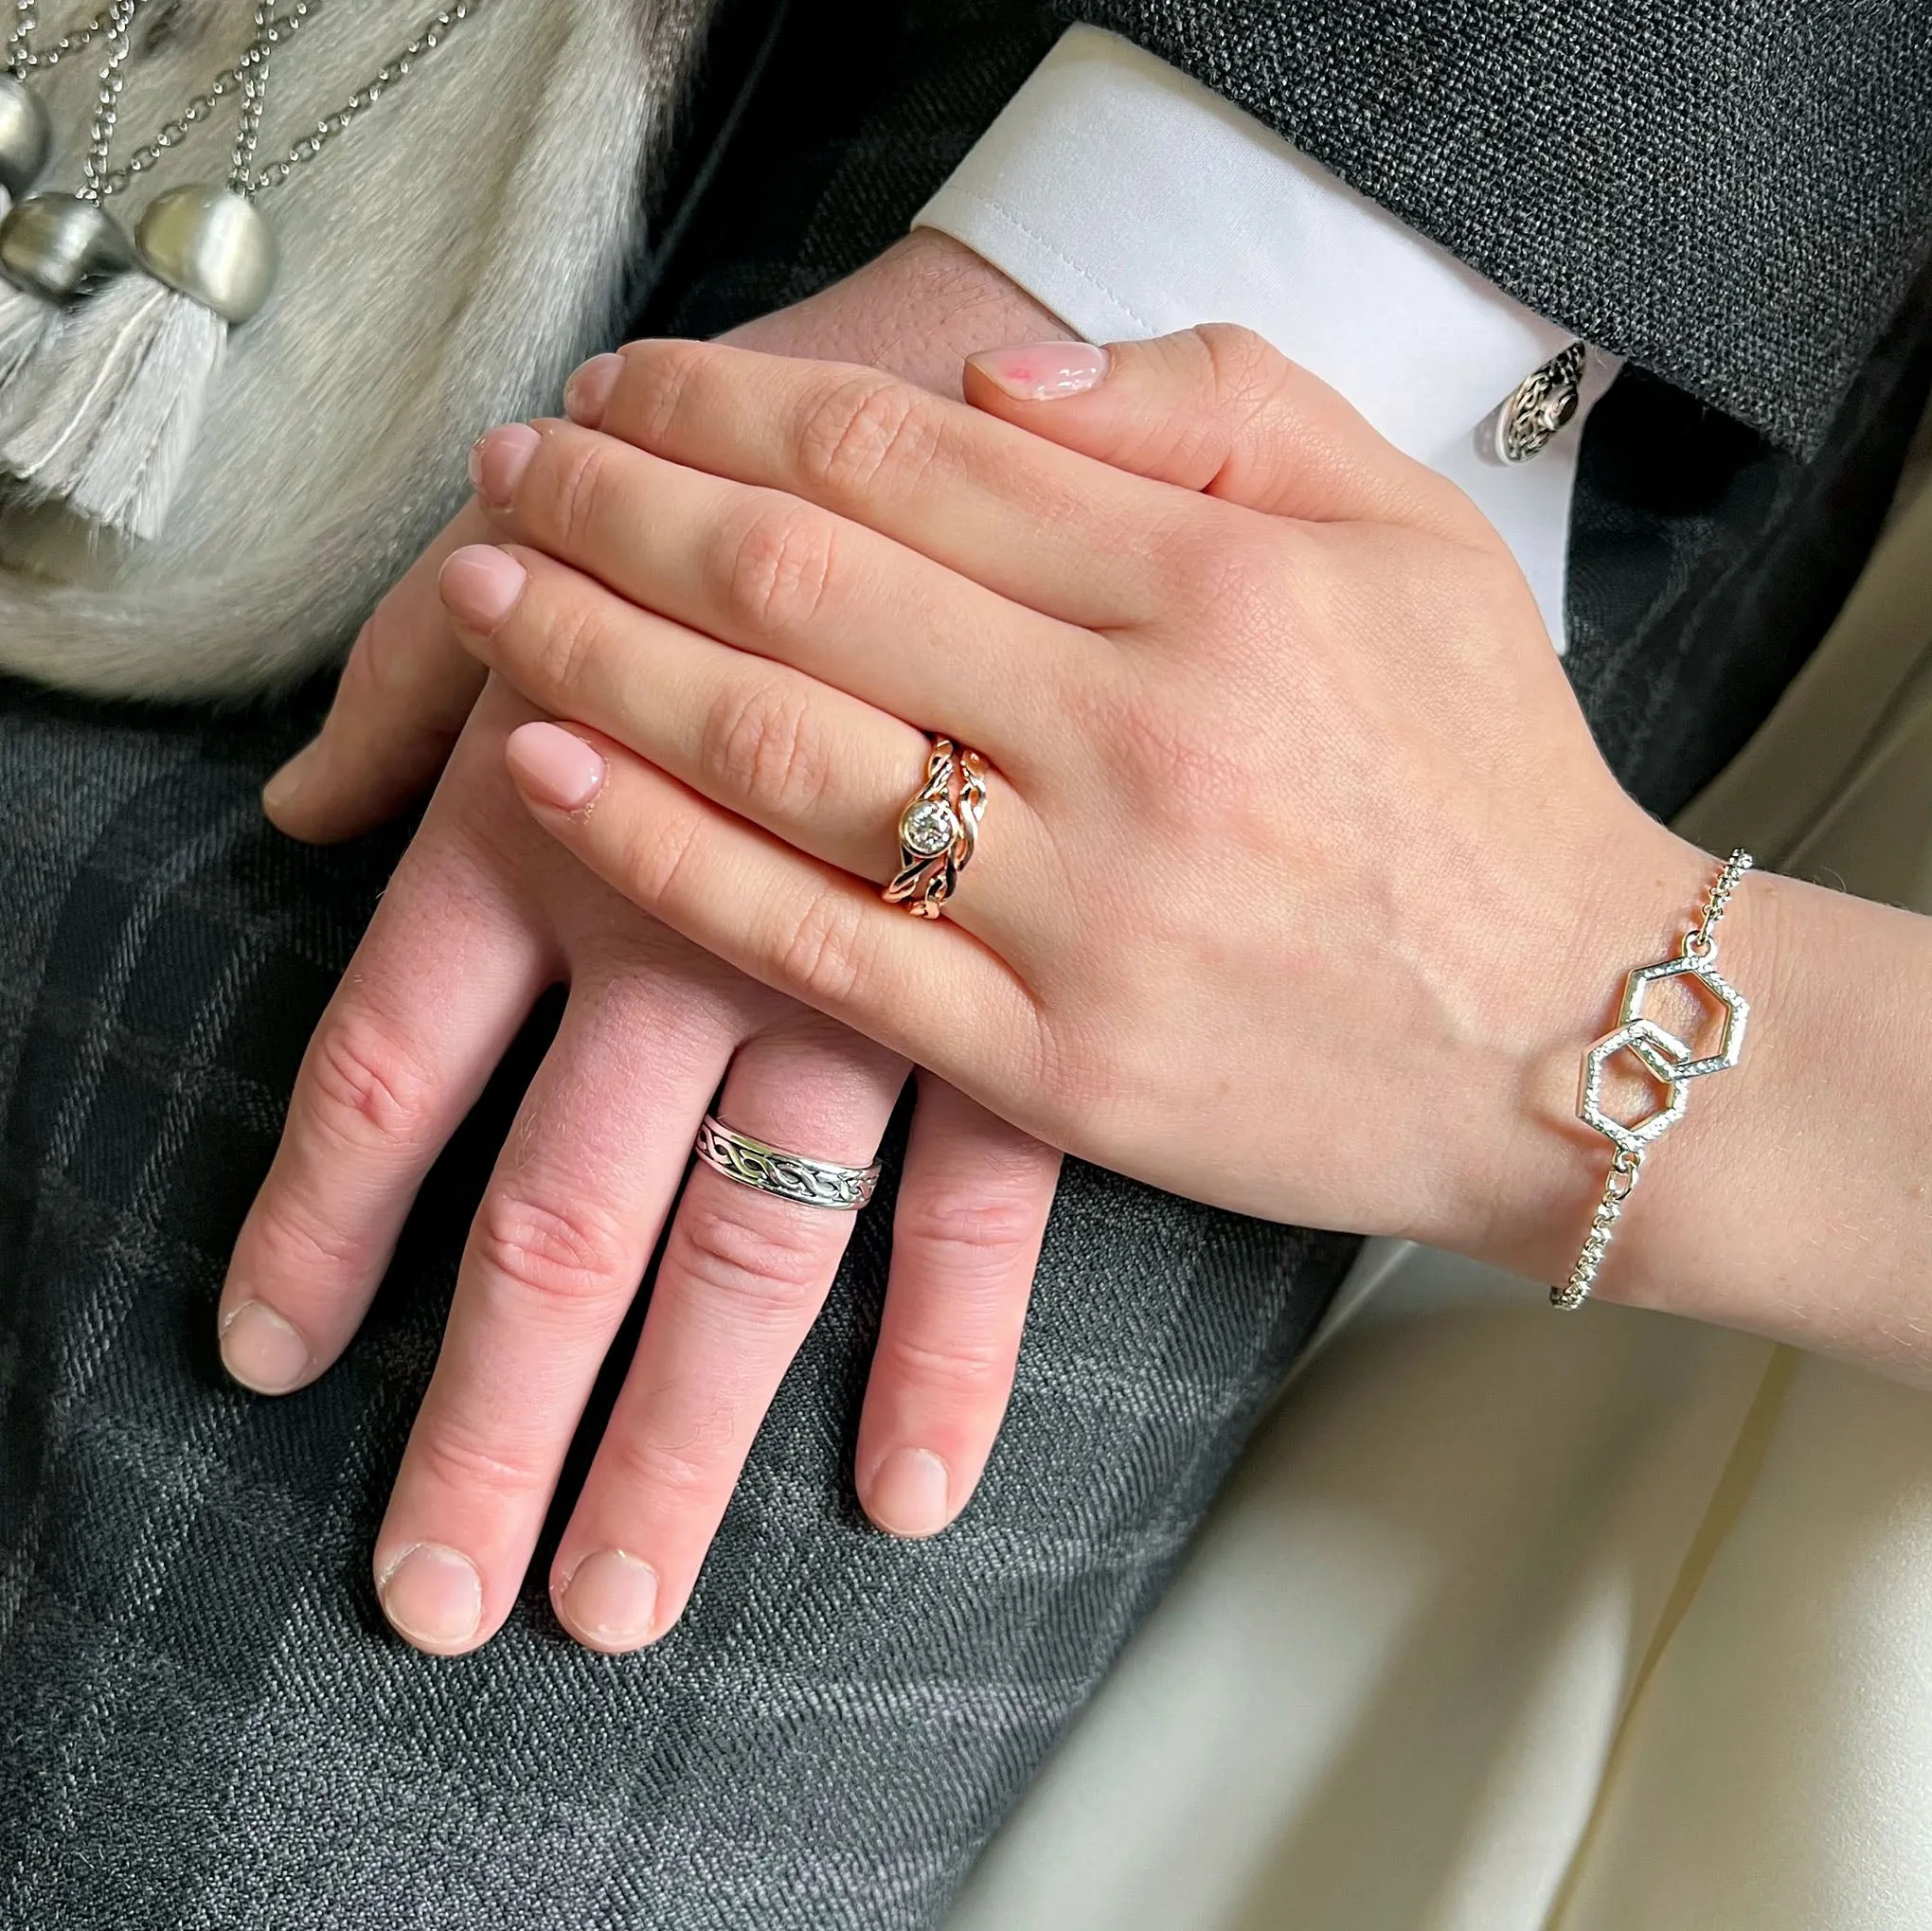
[884,736,989,920]
[693,1116,883,1211]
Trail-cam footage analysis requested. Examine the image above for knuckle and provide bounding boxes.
[241,1193,364,1284]
[876,1322,1013,1400]
[1172,517,1278,613]
[713,497,838,639]
[796,372,943,496]
[617,797,706,908]
[892,1189,1044,1285]
[1198,322,1289,413]
[698,673,832,820]
[545,430,624,556]
[1111,680,1248,819]
[472,1188,636,1313]
[776,883,873,1008]
[674,1197,831,1327]
[304,1013,438,1153]
[617,336,714,449]
[602,1426,721,1504]
[520,581,609,700]
[414,1419,551,1503]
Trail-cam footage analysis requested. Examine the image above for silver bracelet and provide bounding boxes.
[1556,849,1755,1309]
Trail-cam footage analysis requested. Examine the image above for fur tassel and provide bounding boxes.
[0,272,224,539]
[0,275,56,406]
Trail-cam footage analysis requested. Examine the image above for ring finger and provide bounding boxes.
[550,1014,906,1651]
[440,542,1048,945]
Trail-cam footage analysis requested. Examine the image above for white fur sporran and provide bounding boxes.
[0,0,716,699]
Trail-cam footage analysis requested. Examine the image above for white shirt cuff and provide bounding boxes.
[913,26,1619,652]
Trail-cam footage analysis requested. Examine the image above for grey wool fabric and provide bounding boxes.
[7,0,1932,1924]
[1061,0,1932,456]
[0,675,1346,1922]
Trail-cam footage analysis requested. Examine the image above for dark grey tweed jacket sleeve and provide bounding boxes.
[1056,0,1932,456]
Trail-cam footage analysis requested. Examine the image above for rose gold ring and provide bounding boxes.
[883,737,988,920]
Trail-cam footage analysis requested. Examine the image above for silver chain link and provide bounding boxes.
[1685,848,1753,960]
[7,0,37,77]
[243,1,475,196]
[99,3,312,194]
[31,1,482,203]
[78,0,138,202]
[10,2,111,79]
[226,0,272,188]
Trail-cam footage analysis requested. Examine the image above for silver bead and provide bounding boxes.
[134,186,277,326]
[0,72,52,201]
[0,191,134,300]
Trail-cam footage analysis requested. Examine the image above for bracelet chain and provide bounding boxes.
[1554,849,1754,1310]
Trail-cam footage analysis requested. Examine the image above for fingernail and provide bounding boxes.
[260,740,317,819]
[468,422,540,507]
[966,340,1111,401]
[438,545,528,632]
[219,1300,311,1394]
[564,353,625,427]
[506,721,606,813]
[866,1447,953,1538]
[376,1542,484,1652]
[558,1548,660,1652]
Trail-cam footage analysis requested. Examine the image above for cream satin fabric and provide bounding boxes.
[944,412,1932,1931]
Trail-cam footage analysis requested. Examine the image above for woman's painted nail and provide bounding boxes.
[468,422,540,507]
[966,340,1111,401]
[260,740,317,818]
[438,545,528,631]
[377,1543,485,1651]
[558,1549,660,1652]
[564,353,625,427]
[506,721,607,813]
[866,1447,953,1538]
[219,1300,311,1394]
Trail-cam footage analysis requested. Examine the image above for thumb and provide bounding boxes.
[262,501,492,844]
[962,324,1480,539]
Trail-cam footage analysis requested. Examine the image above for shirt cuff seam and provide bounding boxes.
[914,186,1160,340]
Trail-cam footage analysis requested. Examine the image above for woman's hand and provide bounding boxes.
[224,676,1062,1656]
[444,326,1697,1265]
[443,327,1932,1383]
[258,233,1060,843]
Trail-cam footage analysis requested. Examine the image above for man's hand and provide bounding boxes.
[224,236,1070,1655]
[227,677,1063,1654]
[261,234,1063,843]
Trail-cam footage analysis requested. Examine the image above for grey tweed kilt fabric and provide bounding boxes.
[6,0,1932,1924]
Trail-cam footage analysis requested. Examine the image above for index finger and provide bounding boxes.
[563,338,1205,630]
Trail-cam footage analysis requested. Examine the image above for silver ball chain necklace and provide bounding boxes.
[0,0,485,539]
[0,2,116,214]
[0,0,149,396]
[0,5,59,213]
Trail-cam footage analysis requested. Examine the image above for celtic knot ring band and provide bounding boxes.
[693,1116,883,1211]
[885,736,988,919]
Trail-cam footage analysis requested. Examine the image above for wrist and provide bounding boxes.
[1463,840,1932,1381]
[1601,871,1932,1373]
[1435,814,1736,1285]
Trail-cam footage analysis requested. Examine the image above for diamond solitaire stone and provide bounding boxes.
[901,798,957,857]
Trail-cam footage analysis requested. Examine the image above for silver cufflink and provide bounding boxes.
[1494,344,1587,462]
